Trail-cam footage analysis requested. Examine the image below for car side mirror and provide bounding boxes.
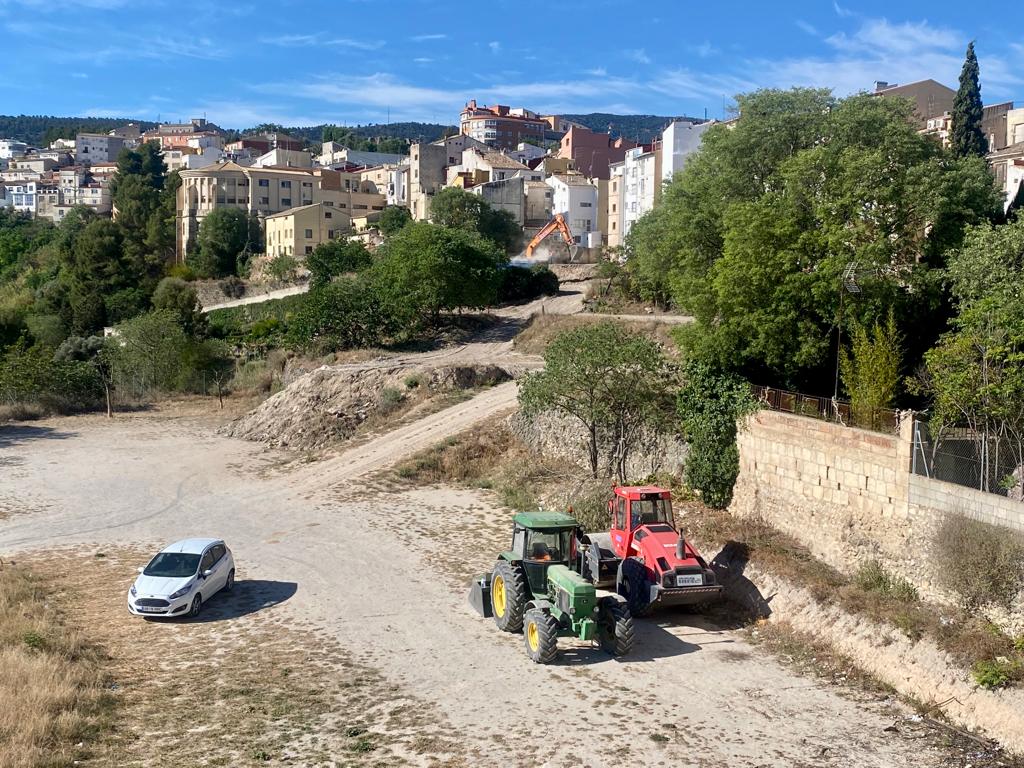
[136,567,144,574]
[202,569,212,578]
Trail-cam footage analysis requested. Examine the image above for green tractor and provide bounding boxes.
[468,510,634,663]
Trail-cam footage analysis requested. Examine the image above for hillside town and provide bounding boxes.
[4,12,1024,768]
[4,77,1021,263]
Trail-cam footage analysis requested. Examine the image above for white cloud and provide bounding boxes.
[625,48,651,65]
[411,33,446,41]
[488,41,501,54]
[413,57,433,64]
[585,67,607,77]
[796,19,818,36]
[833,1,855,18]
[825,19,958,55]
[259,33,384,51]
[692,41,717,58]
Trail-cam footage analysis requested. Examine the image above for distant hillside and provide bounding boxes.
[563,113,705,144]
[0,115,157,146]
[279,121,455,145]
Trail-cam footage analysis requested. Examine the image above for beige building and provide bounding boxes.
[265,203,348,259]
[176,161,385,260]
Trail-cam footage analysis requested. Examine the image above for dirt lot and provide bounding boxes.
[0,400,990,767]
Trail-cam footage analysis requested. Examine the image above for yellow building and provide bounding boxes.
[265,203,349,259]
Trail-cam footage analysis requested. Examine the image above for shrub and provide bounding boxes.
[677,362,759,508]
[0,340,102,413]
[307,240,372,288]
[403,374,422,390]
[378,387,405,414]
[165,263,196,281]
[266,254,299,282]
[219,276,246,299]
[497,265,560,303]
[855,560,919,603]
[933,514,1024,610]
[152,277,206,338]
[972,658,1023,689]
[287,279,391,353]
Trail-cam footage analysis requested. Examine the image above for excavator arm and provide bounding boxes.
[526,213,575,257]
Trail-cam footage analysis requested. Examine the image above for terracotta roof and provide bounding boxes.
[550,173,592,186]
[265,202,324,220]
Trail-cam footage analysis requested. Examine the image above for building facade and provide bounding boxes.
[557,125,637,180]
[75,134,125,165]
[547,174,600,244]
[265,202,348,259]
[459,101,551,150]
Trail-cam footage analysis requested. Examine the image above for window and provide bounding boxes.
[354,204,367,210]
[614,498,626,529]
[612,222,617,230]
[339,203,347,208]
[281,180,291,188]
[304,228,313,238]
[327,229,334,238]
[259,196,269,205]
[210,544,226,563]
[199,549,216,574]
[305,245,313,255]
[258,179,269,187]
[612,204,617,212]
[302,181,311,188]
[580,201,592,207]
[526,530,570,562]
[282,198,291,206]
[629,498,674,528]
[325,211,332,219]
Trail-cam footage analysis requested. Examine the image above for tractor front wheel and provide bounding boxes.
[618,557,653,617]
[523,608,559,664]
[491,560,526,633]
[597,596,635,657]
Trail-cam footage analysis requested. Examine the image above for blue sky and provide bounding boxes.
[0,0,1021,128]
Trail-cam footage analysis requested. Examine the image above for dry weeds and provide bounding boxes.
[512,313,679,356]
[0,560,114,768]
[12,549,470,767]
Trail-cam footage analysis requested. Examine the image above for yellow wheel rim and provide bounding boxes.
[527,621,539,651]
[493,574,506,617]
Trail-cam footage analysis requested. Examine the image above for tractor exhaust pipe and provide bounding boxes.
[676,536,686,561]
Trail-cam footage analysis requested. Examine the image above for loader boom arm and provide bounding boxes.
[526,213,574,257]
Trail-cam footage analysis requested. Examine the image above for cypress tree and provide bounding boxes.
[951,41,987,158]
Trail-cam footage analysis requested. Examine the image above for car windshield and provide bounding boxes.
[630,499,674,528]
[144,552,201,578]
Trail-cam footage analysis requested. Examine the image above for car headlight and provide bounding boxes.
[168,584,192,600]
[130,584,137,597]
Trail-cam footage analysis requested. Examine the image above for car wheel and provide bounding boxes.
[189,594,202,618]
[224,569,235,593]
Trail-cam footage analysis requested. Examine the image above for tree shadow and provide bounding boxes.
[0,425,77,449]
[175,579,298,623]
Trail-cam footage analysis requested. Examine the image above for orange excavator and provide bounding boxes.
[525,213,577,260]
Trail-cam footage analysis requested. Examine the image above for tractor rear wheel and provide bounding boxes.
[523,608,559,664]
[618,557,653,617]
[597,596,634,657]
[491,560,526,633]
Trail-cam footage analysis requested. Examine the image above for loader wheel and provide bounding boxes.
[523,608,559,664]
[618,557,653,617]
[491,560,526,633]
[597,596,635,657]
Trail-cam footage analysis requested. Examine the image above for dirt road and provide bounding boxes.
[0,400,957,768]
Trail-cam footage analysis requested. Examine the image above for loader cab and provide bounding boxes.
[608,486,676,560]
[507,511,578,595]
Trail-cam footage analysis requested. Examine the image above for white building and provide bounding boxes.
[546,174,600,245]
[4,180,39,213]
[661,120,712,182]
[74,133,125,165]
[0,139,28,159]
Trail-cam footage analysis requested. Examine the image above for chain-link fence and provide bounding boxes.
[752,385,900,434]
[911,419,1024,500]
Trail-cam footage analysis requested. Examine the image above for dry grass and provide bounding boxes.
[0,561,113,768]
[512,314,679,356]
[933,514,1024,611]
[12,549,469,767]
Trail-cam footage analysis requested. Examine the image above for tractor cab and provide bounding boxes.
[505,510,577,594]
[608,485,676,559]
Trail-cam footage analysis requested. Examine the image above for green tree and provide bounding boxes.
[429,187,519,251]
[677,362,759,508]
[287,278,391,352]
[919,220,1024,493]
[106,310,191,394]
[519,322,674,478]
[378,205,412,235]
[66,218,150,332]
[55,335,114,416]
[307,239,372,288]
[651,89,999,389]
[839,312,902,430]
[151,277,207,338]
[369,222,507,323]
[951,41,987,159]
[191,208,249,278]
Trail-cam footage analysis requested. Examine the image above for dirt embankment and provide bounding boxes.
[222,362,511,450]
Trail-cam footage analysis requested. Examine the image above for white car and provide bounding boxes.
[127,538,235,618]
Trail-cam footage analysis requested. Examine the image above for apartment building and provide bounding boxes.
[319,142,406,168]
[557,125,637,180]
[0,139,29,159]
[265,202,348,259]
[176,161,385,259]
[140,118,223,150]
[407,135,488,220]
[75,133,125,164]
[547,174,600,245]
[661,120,712,181]
[460,101,553,151]
[447,148,531,185]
